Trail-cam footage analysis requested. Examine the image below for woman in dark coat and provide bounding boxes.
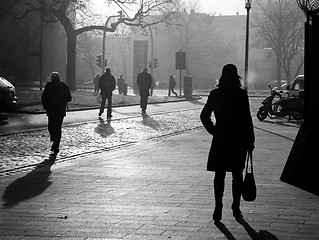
[200,64,255,221]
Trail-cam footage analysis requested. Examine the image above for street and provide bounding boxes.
[0,97,299,178]
[1,97,318,240]
[0,98,205,176]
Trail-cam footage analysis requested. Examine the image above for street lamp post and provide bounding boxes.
[39,15,43,91]
[148,24,154,96]
[280,0,319,195]
[244,0,252,91]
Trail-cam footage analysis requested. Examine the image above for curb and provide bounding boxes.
[12,96,202,114]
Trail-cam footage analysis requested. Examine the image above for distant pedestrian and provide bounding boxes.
[93,73,100,93]
[117,75,125,95]
[42,72,72,154]
[137,67,152,114]
[99,68,116,119]
[168,74,178,96]
[200,64,255,222]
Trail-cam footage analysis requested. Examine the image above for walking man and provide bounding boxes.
[137,67,153,114]
[99,68,116,119]
[42,72,72,154]
[168,74,178,96]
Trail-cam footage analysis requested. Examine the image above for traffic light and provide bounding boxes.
[148,61,153,69]
[118,11,123,21]
[153,58,158,68]
[96,55,101,67]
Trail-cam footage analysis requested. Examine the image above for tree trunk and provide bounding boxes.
[66,32,77,91]
[276,54,281,89]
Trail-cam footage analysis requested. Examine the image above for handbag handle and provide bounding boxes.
[245,151,253,174]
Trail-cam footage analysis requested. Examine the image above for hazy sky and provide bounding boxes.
[92,0,246,16]
[196,0,246,15]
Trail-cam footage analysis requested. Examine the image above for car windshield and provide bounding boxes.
[269,80,287,90]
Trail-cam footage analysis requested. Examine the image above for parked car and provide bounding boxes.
[287,75,304,97]
[269,80,287,90]
[0,77,17,111]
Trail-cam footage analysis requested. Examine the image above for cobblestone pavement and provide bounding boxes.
[1,115,317,240]
[0,109,203,176]
[1,97,296,178]
[1,98,316,240]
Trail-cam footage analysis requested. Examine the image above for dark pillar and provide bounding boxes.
[133,40,148,94]
[280,12,319,195]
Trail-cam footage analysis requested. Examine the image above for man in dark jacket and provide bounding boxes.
[137,67,152,113]
[42,72,72,154]
[99,68,116,118]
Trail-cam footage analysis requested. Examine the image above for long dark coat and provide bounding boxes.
[42,81,72,117]
[137,72,152,96]
[200,87,255,172]
[169,76,176,90]
[99,73,116,98]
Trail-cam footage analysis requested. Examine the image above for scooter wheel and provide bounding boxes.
[291,109,303,120]
[257,108,268,121]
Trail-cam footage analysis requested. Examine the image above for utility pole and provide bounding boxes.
[244,0,252,91]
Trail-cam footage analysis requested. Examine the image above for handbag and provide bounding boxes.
[242,151,257,202]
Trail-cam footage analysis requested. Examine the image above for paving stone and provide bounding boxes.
[1,106,318,239]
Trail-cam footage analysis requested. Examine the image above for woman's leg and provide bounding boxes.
[232,171,243,218]
[213,171,226,221]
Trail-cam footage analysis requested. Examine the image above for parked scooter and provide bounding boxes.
[257,85,304,121]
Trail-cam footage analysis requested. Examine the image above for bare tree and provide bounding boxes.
[2,0,181,90]
[252,0,304,87]
[76,31,100,79]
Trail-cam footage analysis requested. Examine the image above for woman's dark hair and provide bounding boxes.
[217,64,242,89]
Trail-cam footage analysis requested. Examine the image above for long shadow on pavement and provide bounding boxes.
[95,118,115,138]
[2,154,56,208]
[237,218,279,240]
[142,113,160,131]
[214,221,236,240]
[214,218,278,240]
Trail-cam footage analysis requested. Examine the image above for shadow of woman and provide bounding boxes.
[236,218,279,240]
[2,154,56,208]
[95,118,115,138]
[142,113,160,131]
[214,221,236,240]
[214,219,278,240]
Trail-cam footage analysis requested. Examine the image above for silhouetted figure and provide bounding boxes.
[42,72,72,154]
[99,68,116,119]
[137,67,152,114]
[200,64,255,221]
[117,75,127,95]
[168,74,178,96]
[93,73,100,93]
